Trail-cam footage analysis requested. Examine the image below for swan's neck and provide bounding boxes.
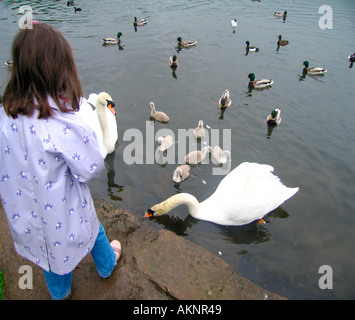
[97,102,112,135]
[201,146,211,161]
[156,193,200,217]
[150,103,156,115]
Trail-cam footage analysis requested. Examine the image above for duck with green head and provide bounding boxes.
[177,36,197,48]
[302,61,327,75]
[169,55,178,68]
[218,90,232,109]
[266,108,281,126]
[246,73,274,89]
[102,32,123,45]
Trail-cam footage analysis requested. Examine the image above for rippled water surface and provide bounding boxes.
[1,0,355,299]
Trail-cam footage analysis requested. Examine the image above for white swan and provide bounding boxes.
[145,162,299,226]
[77,92,118,156]
[157,135,174,152]
[212,146,231,164]
[184,146,211,165]
[193,120,205,139]
[172,164,191,183]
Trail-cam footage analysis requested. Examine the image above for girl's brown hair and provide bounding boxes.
[4,23,83,119]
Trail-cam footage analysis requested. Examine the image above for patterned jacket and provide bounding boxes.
[0,96,105,275]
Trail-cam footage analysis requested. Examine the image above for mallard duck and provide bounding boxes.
[157,135,174,152]
[277,35,289,46]
[246,41,259,52]
[218,90,232,109]
[77,92,118,155]
[74,7,81,13]
[302,61,327,75]
[169,55,179,68]
[177,37,197,48]
[184,146,212,165]
[266,108,281,126]
[172,165,191,183]
[212,146,231,165]
[193,120,205,139]
[134,17,147,27]
[274,11,287,18]
[102,32,123,45]
[246,73,274,89]
[349,53,355,68]
[66,0,74,6]
[145,162,299,226]
[149,102,169,123]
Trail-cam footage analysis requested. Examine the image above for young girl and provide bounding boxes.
[0,23,121,300]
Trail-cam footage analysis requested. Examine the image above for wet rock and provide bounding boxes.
[0,200,285,300]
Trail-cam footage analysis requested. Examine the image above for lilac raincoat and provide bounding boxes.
[0,96,106,275]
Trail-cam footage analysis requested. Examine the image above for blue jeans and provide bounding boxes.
[43,223,116,300]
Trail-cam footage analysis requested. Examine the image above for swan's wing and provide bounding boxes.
[205,162,298,225]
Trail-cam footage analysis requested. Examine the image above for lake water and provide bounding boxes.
[1,0,355,299]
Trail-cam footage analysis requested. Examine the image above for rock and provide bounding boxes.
[0,199,285,300]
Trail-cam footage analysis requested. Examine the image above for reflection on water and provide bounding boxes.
[105,152,124,201]
[1,0,355,299]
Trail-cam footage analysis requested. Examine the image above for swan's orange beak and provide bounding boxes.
[107,100,116,116]
[144,209,155,218]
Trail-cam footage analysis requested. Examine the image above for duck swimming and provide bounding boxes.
[245,41,259,53]
[102,32,123,45]
[231,19,238,28]
[274,10,287,17]
[145,162,299,226]
[266,108,281,126]
[277,35,289,46]
[348,53,355,68]
[246,73,274,89]
[218,90,232,109]
[177,37,197,48]
[302,61,327,75]
[274,10,287,21]
[169,55,179,68]
[134,17,148,27]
